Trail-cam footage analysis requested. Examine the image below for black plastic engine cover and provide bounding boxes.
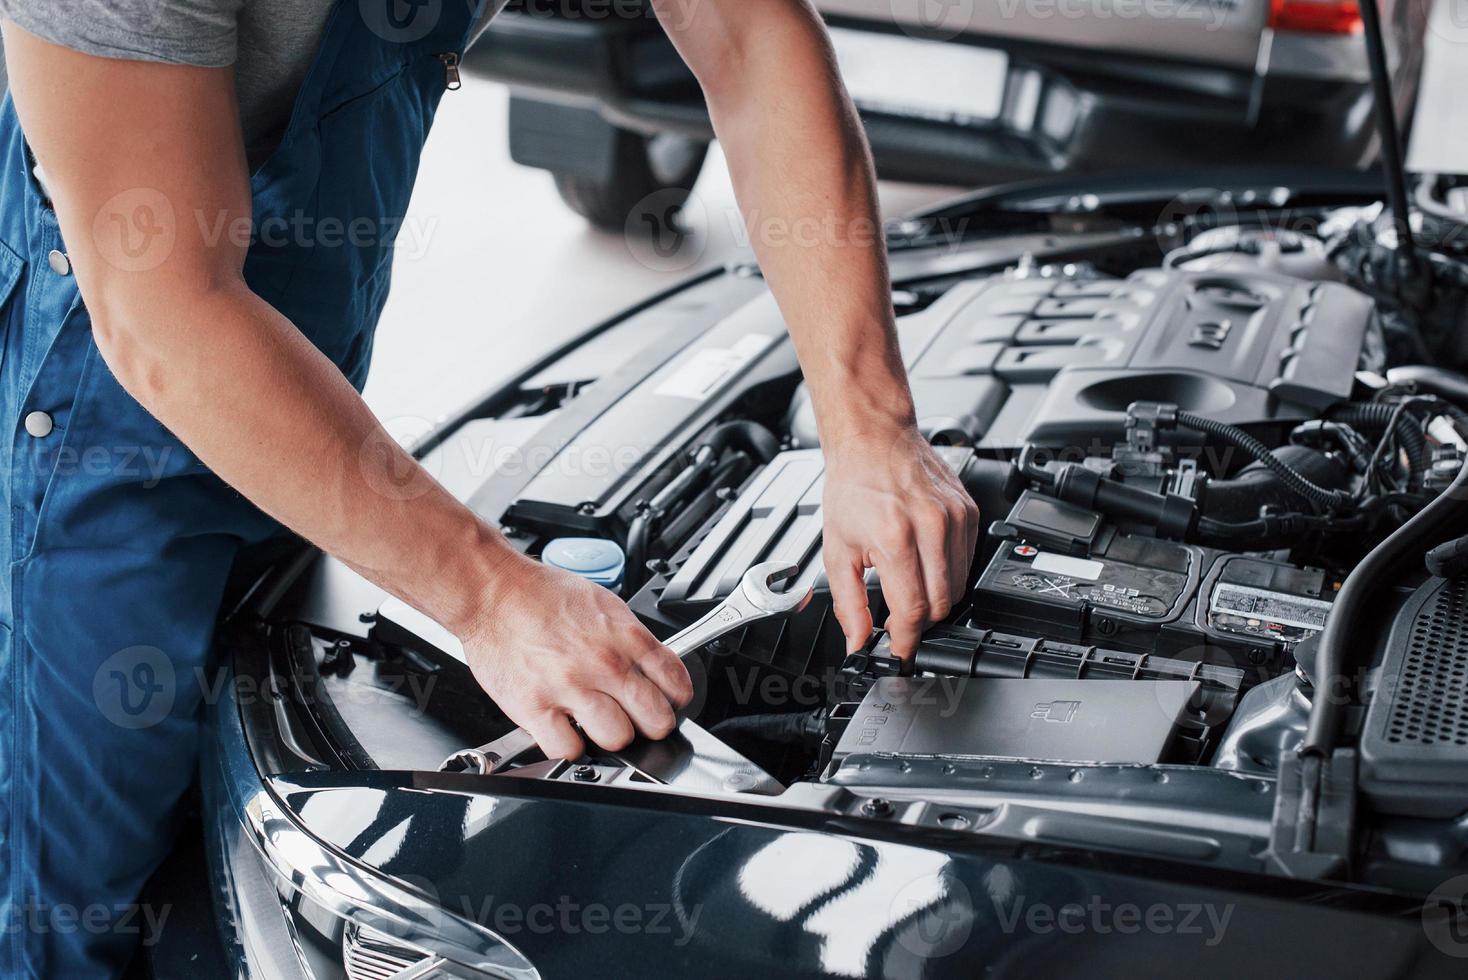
[826,677,1200,770]
[788,268,1374,452]
[636,446,1005,677]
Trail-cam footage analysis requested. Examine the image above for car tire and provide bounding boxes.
[551,129,708,231]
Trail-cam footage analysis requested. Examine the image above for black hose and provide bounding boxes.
[710,709,826,747]
[1328,402,1429,487]
[1202,446,1351,525]
[1174,410,1354,513]
[1299,452,1468,758]
[621,420,780,594]
[701,420,780,464]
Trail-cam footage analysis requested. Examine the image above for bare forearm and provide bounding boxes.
[676,1,914,448]
[95,283,512,636]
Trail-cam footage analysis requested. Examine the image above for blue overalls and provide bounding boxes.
[0,1,477,973]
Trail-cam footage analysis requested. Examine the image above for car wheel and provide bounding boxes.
[552,130,708,231]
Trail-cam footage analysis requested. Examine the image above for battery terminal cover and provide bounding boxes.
[826,676,1202,775]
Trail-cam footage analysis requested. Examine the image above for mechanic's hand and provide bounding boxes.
[459,555,693,760]
[822,426,981,661]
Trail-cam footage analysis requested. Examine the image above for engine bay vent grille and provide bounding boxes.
[1387,578,1468,746]
[1361,577,1468,817]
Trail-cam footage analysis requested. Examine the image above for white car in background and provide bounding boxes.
[470,0,1428,226]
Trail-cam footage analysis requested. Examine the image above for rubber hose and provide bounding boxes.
[1328,402,1429,486]
[1299,452,1468,758]
[1386,366,1468,410]
[1202,446,1351,524]
[1174,410,1354,513]
[711,710,825,747]
[701,420,780,464]
[622,421,779,594]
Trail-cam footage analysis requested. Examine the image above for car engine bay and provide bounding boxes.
[258,174,1468,892]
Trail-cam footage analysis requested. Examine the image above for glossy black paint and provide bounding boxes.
[264,769,1460,979]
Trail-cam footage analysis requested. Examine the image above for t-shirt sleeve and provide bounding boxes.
[0,0,242,68]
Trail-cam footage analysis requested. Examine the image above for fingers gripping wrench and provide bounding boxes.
[442,562,812,776]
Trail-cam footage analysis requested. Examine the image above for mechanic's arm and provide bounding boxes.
[653,0,980,657]
[2,23,690,759]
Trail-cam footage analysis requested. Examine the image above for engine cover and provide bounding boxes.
[788,267,1376,450]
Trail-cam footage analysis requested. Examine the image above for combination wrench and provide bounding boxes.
[442,561,812,789]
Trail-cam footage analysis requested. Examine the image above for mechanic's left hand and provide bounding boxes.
[821,425,981,661]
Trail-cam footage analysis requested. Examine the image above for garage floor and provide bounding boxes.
[364,3,1468,426]
[358,58,953,425]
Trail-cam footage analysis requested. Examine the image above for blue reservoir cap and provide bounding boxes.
[541,537,627,589]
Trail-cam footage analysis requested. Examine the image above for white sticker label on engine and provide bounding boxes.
[1032,552,1105,582]
[654,333,775,401]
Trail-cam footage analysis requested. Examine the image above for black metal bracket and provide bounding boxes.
[1266,748,1358,879]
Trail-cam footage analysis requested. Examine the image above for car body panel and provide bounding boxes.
[258,769,1458,979]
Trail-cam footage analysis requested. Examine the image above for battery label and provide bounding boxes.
[1210,582,1332,632]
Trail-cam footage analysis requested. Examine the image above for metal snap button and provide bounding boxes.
[47,250,71,276]
[24,411,53,438]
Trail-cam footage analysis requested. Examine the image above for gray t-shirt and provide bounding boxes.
[0,0,336,167]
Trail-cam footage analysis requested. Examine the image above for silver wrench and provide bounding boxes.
[442,561,812,777]
[662,559,812,661]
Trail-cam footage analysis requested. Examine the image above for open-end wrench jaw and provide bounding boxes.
[662,560,814,661]
[440,560,816,780]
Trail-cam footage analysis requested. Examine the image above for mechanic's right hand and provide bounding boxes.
[459,555,693,760]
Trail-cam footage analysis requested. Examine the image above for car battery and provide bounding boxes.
[972,491,1333,672]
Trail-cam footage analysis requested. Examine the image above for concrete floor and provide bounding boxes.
[365,5,1468,426]
[359,79,953,427]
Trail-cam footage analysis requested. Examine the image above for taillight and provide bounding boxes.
[1268,0,1364,34]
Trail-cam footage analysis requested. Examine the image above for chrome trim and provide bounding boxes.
[208,665,541,980]
[343,922,437,980]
